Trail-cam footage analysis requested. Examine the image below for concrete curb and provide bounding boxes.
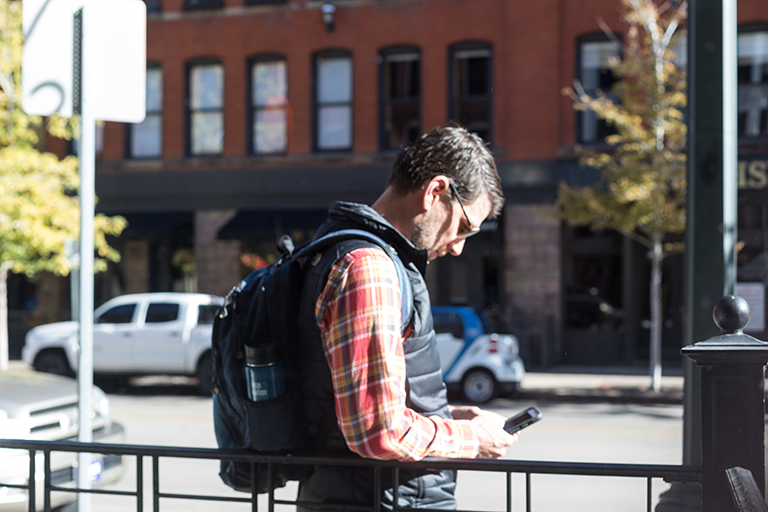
[516,388,684,405]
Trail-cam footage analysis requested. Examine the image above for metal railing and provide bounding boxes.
[0,438,701,512]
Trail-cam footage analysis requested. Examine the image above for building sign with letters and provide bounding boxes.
[739,159,768,190]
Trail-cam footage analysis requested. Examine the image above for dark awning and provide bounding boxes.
[119,212,193,238]
[217,209,329,240]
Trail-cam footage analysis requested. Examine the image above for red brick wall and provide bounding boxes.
[85,0,768,168]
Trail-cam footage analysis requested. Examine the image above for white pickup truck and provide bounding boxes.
[21,293,223,395]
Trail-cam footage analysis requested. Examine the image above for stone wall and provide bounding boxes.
[505,204,561,366]
[195,210,241,297]
[123,240,150,294]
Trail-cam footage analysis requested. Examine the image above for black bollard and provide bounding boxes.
[682,295,768,512]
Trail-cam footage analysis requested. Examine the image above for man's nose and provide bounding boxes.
[449,239,466,256]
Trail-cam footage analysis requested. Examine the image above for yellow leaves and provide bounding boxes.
[0,146,125,276]
[0,0,108,275]
[558,0,687,248]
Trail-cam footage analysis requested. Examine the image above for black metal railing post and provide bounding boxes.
[682,295,768,512]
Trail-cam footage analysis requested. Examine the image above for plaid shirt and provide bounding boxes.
[315,247,479,461]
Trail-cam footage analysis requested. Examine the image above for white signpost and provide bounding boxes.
[22,2,146,511]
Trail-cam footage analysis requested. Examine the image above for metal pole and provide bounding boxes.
[657,0,738,508]
[75,8,93,512]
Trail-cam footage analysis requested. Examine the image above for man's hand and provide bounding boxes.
[449,405,518,458]
[473,413,518,458]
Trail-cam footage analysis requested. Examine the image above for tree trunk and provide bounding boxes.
[0,262,10,371]
[649,236,663,392]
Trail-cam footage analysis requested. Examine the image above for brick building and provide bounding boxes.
[8,0,768,366]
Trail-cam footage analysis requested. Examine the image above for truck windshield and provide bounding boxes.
[479,309,513,335]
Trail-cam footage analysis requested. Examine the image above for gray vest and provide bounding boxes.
[297,202,458,511]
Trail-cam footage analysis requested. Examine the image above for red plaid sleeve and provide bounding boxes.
[315,247,479,461]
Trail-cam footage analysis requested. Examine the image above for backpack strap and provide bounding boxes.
[295,228,414,336]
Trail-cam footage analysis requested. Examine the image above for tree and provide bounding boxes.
[0,0,126,371]
[558,0,687,391]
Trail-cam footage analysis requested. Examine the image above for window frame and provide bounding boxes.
[247,54,288,156]
[126,62,163,159]
[448,41,493,145]
[378,46,422,152]
[312,49,354,153]
[575,34,621,145]
[186,58,225,157]
[737,24,768,140]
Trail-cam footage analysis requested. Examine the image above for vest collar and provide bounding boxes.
[326,201,429,276]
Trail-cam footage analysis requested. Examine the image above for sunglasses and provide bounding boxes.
[448,181,481,239]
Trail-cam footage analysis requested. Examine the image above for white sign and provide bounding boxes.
[22,0,80,117]
[22,0,147,122]
[735,282,765,333]
[83,0,146,122]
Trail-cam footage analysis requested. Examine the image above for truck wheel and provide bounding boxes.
[462,369,496,404]
[34,350,75,378]
[196,353,213,396]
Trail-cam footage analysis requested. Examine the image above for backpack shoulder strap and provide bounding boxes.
[297,229,413,335]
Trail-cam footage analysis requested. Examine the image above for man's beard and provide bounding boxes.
[411,220,431,250]
[410,202,446,251]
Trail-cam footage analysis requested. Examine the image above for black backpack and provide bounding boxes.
[212,228,413,493]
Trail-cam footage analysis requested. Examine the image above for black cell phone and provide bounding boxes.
[503,406,543,434]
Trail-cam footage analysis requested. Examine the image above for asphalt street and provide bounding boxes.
[86,380,684,512]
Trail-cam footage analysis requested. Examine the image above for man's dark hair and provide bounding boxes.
[387,124,504,218]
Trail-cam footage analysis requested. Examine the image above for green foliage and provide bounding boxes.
[558,0,687,253]
[0,0,124,277]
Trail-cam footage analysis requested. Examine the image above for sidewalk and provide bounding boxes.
[9,360,686,404]
[518,365,684,404]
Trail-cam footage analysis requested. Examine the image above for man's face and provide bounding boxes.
[412,191,492,260]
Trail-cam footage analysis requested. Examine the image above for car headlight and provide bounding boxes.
[0,410,29,439]
[91,388,111,421]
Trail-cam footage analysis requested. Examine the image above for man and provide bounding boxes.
[297,124,516,510]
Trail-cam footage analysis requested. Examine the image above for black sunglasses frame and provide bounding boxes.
[448,181,481,239]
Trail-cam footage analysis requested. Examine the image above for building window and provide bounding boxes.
[449,43,492,143]
[314,52,352,152]
[183,0,222,11]
[143,0,162,14]
[250,57,287,155]
[577,38,619,144]
[738,31,768,138]
[380,48,420,150]
[188,61,224,156]
[130,66,162,158]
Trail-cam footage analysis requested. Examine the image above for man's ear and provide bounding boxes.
[420,176,451,212]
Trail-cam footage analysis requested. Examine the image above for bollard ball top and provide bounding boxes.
[712,295,751,334]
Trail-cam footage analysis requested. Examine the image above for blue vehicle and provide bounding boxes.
[433,307,526,403]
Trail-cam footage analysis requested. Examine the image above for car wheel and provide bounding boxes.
[196,353,213,396]
[34,350,75,378]
[462,369,496,404]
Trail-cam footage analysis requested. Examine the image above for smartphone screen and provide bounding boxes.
[504,407,542,434]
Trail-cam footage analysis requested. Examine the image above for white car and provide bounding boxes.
[433,306,526,404]
[0,370,124,512]
[22,293,223,394]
